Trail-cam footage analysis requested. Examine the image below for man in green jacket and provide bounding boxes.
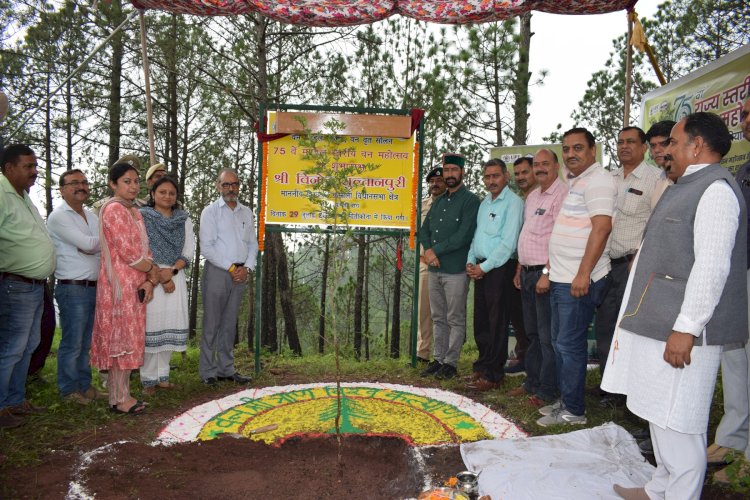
[419,153,480,379]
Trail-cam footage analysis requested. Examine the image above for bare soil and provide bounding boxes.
[0,382,744,499]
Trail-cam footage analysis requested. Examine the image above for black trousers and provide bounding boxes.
[472,262,512,382]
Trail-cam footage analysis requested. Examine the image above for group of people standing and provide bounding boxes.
[418,99,750,499]
[0,149,256,426]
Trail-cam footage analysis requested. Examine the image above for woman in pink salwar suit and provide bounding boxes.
[91,163,160,414]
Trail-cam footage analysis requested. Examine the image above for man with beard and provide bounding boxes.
[465,159,524,390]
[537,128,615,427]
[417,167,447,363]
[47,169,105,405]
[419,153,480,380]
[595,127,661,405]
[604,113,746,499]
[0,144,55,428]
[199,168,257,386]
[707,97,750,483]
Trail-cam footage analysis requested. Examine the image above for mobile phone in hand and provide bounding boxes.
[137,288,146,303]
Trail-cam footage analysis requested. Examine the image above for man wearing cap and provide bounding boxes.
[0,144,55,428]
[465,158,524,390]
[145,163,167,188]
[47,169,105,405]
[419,153,480,380]
[199,168,257,385]
[417,166,447,363]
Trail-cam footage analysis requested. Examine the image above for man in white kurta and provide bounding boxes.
[603,114,747,500]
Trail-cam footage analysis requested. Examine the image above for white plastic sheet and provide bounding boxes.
[460,423,654,500]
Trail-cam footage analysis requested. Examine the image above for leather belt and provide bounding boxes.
[611,254,635,266]
[522,264,545,272]
[233,262,245,267]
[57,279,97,287]
[0,272,47,286]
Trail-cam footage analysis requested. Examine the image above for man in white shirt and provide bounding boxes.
[199,168,258,385]
[605,113,747,500]
[47,169,104,405]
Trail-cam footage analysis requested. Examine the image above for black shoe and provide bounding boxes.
[420,360,442,377]
[434,364,457,380]
[218,373,252,384]
[638,438,653,455]
[416,357,430,365]
[504,360,526,374]
[202,377,217,386]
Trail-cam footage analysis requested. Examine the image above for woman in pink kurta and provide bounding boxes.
[91,163,160,414]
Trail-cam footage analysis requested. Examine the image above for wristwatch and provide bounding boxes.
[172,268,179,276]
[542,267,550,276]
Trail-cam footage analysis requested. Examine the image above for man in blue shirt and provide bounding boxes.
[465,159,524,390]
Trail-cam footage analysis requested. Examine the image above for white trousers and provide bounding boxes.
[645,423,706,500]
[140,351,172,387]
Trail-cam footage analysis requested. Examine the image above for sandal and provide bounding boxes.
[110,400,146,415]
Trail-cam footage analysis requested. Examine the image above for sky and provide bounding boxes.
[527,0,661,143]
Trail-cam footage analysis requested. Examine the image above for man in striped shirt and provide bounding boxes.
[536,128,616,427]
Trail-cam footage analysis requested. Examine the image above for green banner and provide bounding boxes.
[641,43,750,173]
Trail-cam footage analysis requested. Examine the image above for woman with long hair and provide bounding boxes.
[91,163,159,414]
[139,175,194,394]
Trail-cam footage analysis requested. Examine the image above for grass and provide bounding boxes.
[1,335,747,496]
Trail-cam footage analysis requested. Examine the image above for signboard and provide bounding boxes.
[263,111,417,229]
[641,43,750,172]
[489,143,604,174]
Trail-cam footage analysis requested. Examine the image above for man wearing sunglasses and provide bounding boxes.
[199,168,257,386]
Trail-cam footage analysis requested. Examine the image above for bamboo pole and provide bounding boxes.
[623,11,634,127]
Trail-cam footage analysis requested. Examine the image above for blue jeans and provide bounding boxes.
[55,283,96,396]
[0,278,44,409]
[550,276,610,416]
[521,269,557,401]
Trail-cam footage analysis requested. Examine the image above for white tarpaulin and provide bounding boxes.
[460,423,654,499]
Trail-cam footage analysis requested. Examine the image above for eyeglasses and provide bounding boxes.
[62,180,89,187]
[221,182,240,189]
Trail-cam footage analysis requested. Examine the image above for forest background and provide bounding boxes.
[0,0,748,362]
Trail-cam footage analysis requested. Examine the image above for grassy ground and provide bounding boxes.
[1,337,748,496]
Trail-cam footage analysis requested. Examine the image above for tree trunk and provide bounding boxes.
[274,232,301,355]
[364,235,370,361]
[318,233,330,354]
[512,12,532,146]
[353,234,365,360]
[107,1,124,168]
[44,71,53,215]
[261,233,278,352]
[390,237,402,358]
[189,238,201,338]
[167,14,179,171]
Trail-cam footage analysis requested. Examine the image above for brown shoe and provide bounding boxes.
[8,400,47,416]
[707,443,734,464]
[506,385,528,397]
[466,378,502,392]
[0,408,25,428]
[613,484,648,500]
[82,387,108,400]
[65,392,92,406]
[461,372,483,382]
